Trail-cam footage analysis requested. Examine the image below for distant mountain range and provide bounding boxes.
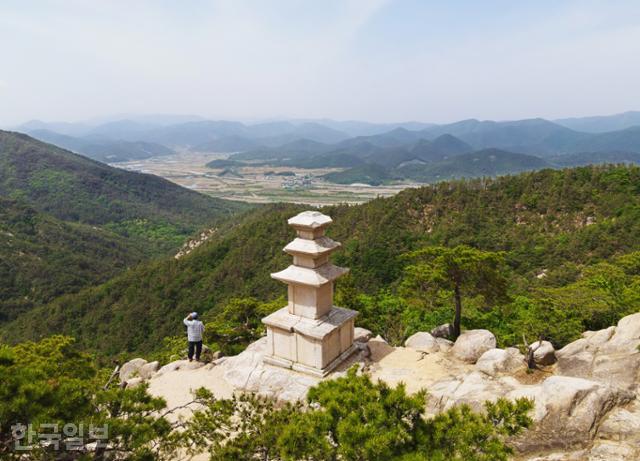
[13,111,640,184]
[28,129,175,162]
[554,111,640,133]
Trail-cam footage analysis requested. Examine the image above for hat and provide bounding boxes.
[191,312,198,319]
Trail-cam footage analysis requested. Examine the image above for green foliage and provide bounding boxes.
[0,336,181,460]
[150,336,187,365]
[203,297,283,355]
[0,336,96,449]
[287,367,428,461]
[397,148,550,184]
[6,165,640,355]
[401,245,509,337]
[323,163,397,186]
[0,198,145,322]
[0,130,246,326]
[183,391,302,461]
[0,338,532,460]
[93,385,177,461]
[103,219,194,251]
[184,367,533,461]
[339,289,437,346]
[415,398,534,461]
[0,131,243,236]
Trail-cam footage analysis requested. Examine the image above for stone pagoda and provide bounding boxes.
[262,211,358,377]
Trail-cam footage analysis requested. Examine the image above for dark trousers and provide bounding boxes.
[188,341,202,360]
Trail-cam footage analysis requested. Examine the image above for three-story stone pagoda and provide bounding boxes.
[262,211,358,377]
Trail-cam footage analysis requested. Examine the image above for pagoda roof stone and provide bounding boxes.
[288,211,332,229]
[284,236,341,257]
[271,263,348,287]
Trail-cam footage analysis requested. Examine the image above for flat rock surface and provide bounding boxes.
[148,363,233,420]
[369,343,472,394]
[147,312,640,460]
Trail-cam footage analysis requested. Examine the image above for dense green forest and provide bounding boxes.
[323,148,552,185]
[0,131,247,326]
[0,198,145,322]
[0,130,245,255]
[4,165,640,357]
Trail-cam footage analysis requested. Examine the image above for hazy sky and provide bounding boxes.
[1,0,640,126]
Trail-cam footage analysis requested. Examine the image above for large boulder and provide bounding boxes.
[556,313,640,390]
[475,348,525,376]
[183,360,206,370]
[404,332,439,353]
[531,340,557,366]
[155,359,204,376]
[603,312,640,353]
[125,377,144,389]
[354,327,373,343]
[425,367,634,454]
[223,337,267,390]
[582,326,615,345]
[426,371,515,413]
[587,441,639,461]
[119,358,148,382]
[597,401,640,444]
[156,360,183,376]
[508,376,633,451]
[435,337,454,353]
[431,323,454,339]
[139,361,160,380]
[451,329,497,363]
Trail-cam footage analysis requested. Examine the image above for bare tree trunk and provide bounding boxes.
[103,365,120,390]
[453,283,462,339]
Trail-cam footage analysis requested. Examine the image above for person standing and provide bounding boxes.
[183,312,205,362]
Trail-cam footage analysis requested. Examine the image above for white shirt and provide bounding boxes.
[183,318,205,342]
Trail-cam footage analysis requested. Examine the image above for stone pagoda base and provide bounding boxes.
[262,305,358,377]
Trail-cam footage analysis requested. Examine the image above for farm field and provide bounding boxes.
[115,151,414,205]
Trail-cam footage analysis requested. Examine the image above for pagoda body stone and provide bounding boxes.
[262,211,358,377]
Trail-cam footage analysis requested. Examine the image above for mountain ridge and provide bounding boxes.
[5,164,640,356]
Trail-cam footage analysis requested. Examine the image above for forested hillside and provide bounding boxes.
[0,131,247,327]
[0,198,145,322]
[4,165,640,356]
[0,130,245,254]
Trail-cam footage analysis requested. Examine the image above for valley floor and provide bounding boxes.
[113,151,414,205]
